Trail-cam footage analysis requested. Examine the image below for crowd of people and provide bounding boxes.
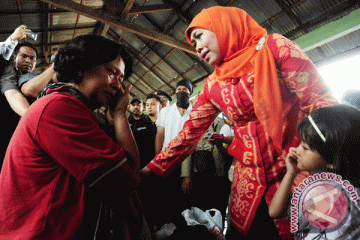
[0,6,359,240]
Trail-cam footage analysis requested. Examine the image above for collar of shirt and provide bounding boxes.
[170,102,192,116]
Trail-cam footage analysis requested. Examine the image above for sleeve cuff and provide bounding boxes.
[6,36,18,46]
[146,161,165,177]
[2,37,18,61]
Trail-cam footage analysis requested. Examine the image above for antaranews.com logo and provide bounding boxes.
[290,172,359,234]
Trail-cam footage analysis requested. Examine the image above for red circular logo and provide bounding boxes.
[301,182,348,229]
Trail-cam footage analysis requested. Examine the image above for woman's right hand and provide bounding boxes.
[109,84,132,117]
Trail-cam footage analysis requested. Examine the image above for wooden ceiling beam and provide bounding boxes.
[114,36,175,91]
[129,4,173,15]
[113,1,211,94]
[41,0,196,55]
[16,0,24,25]
[111,13,207,91]
[159,62,199,91]
[130,35,191,84]
[161,0,193,24]
[0,24,96,35]
[73,0,86,39]
[121,0,136,20]
[108,28,179,92]
[125,76,149,98]
[49,5,55,53]
[131,71,157,92]
[118,0,146,41]
[154,0,212,75]
[100,24,111,36]
[260,0,305,29]
[39,1,49,63]
[0,3,171,16]
[107,0,204,95]
[123,40,176,91]
[0,8,70,15]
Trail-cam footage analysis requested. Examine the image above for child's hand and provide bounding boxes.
[285,147,299,176]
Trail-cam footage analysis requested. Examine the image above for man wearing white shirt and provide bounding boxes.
[219,114,235,148]
[153,79,193,228]
[155,80,193,153]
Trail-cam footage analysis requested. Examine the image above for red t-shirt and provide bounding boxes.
[0,92,126,239]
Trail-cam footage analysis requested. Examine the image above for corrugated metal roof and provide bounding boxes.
[0,0,359,100]
[306,28,360,65]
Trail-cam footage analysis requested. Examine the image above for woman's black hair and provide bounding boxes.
[298,104,360,187]
[54,34,133,84]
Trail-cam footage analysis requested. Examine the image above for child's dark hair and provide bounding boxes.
[298,104,360,187]
[54,34,133,83]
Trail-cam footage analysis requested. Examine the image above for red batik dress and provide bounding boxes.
[146,33,337,239]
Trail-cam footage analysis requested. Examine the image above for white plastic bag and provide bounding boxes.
[155,223,176,240]
[182,207,226,240]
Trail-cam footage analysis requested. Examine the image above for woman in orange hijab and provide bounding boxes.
[143,6,336,239]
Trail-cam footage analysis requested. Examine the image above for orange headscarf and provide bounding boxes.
[185,7,284,152]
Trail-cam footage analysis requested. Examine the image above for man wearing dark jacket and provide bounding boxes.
[128,97,157,167]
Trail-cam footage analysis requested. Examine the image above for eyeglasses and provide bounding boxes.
[160,97,169,101]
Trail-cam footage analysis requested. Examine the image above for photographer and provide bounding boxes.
[0,26,35,168]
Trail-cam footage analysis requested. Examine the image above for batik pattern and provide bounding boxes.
[147,34,337,239]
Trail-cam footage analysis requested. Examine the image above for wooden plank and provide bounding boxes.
[73,0,85,39]
[121,0,136,19]
[41,0,196,55]
[101,24,110,36]
[16,0,24,25]
[129,4,173,14]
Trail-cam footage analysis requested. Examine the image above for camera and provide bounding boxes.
[51,52,57,62]
[27,31,38,41]
[205,132,224,139]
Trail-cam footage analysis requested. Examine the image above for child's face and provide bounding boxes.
[296,141,328,172]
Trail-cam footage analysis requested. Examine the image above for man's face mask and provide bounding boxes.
[176,91,190,109]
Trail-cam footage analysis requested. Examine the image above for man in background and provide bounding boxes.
[128,97,157,167]
[0,25,29,66]
[156,89,172,108]
[0,26,35,169]
[129,95,159,232]
[153,79,193,228]
[146,93,162,123]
